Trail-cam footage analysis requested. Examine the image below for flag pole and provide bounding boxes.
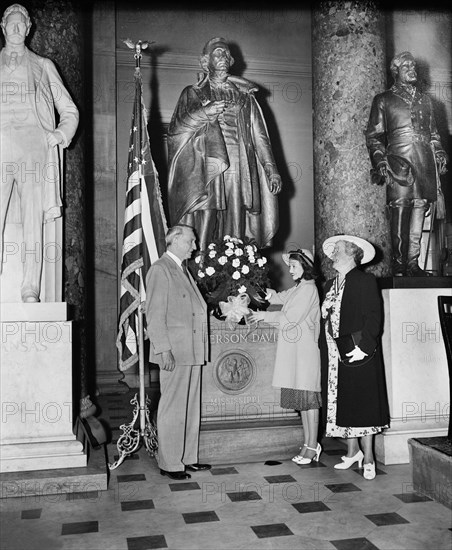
[109,39,158,470]
[137,301,146,439]
[134,41,147,450]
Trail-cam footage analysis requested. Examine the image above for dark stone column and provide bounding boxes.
[28,1,88,412]
[312,1,391,279]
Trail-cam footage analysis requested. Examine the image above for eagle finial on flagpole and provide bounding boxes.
[122,38,155,72]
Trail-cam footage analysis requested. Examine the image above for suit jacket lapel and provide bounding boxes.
[186,268,206,310]
[164,253,206,310]
[25,49,37,114]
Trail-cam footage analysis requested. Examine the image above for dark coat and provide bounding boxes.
[167,74,279,248]
[320,268,389,428]
[365,84,445,204]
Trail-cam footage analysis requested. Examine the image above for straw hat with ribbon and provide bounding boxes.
[322,235,375,265]
[282,248,315,267]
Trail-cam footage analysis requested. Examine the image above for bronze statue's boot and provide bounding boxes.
[389,205,410,277]
[406,201,431,277]
[197,209,217,253]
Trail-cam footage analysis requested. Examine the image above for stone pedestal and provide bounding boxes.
[199,318,302,464]
[375,285,452,464]
[0,303,86,473]
[408,437,452,509]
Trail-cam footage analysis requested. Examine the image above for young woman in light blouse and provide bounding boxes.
[250,249,322,464]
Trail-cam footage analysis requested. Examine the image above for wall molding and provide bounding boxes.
[116,49,312,79]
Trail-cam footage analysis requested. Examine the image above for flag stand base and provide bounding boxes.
[108,394,158,470]
[109,304,158,470]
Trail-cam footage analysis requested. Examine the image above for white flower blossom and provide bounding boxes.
[195,239,268,305]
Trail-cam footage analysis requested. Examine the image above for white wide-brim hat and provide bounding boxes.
[322,235,375,264]
[282,248,314,267]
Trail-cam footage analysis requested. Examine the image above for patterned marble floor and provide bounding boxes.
[1,391,451,550]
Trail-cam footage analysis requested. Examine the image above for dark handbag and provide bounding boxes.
[334,330,375,366]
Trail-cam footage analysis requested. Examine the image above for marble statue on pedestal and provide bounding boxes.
[167,37,282,252]
[0,3,79,302]
[365,51,448,277]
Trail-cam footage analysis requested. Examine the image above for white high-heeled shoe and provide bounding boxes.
[363,462,376,480]
[291,444,307,463]
[334,450,364,470]
[293,443,322,465]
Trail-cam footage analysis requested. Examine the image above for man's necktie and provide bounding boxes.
[182,263,190,278]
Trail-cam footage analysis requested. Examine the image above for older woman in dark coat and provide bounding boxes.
[320,235,389,480]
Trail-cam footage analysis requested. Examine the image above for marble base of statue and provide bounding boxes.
[198,315,302,464]
[0,303,86,473]
[375,278,452,464]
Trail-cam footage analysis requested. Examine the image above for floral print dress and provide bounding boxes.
[321,277,384,438]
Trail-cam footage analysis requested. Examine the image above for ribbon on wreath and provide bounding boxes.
[219,293,251,330]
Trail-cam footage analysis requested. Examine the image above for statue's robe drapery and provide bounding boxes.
[167,74,279,248]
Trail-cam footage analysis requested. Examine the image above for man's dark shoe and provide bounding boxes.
[185,463,211,472]
[160,469,191,480]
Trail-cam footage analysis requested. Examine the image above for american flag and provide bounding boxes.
[116,68,168,371]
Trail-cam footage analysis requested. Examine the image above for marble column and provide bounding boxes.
[312,1,391,278]
[91,1,124,394]
[28,0,88,409]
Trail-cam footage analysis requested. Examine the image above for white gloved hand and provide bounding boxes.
[264,288,275,301]
[346,346,368,363]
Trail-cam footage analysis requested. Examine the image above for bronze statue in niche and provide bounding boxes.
[167,37,282,253]
[365,51,447,277]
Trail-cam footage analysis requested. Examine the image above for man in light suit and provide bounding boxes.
[145,224,210,480]
[0,3,79,302]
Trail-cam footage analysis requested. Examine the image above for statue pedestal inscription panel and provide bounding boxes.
[376,287,451,464]
[199,317,302,464]
[0,303,86,473]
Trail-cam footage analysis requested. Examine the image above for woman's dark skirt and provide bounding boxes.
[280,388,322,411]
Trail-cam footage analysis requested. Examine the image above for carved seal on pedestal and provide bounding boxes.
[212,350,256,394]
